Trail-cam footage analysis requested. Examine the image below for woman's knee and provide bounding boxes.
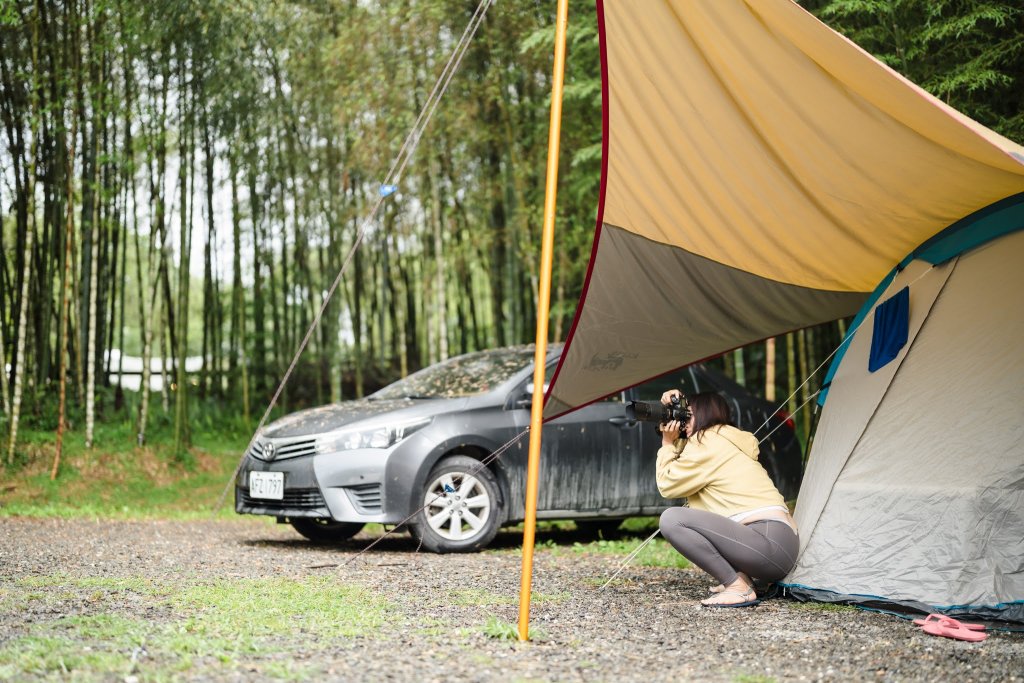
[659,506,690,531]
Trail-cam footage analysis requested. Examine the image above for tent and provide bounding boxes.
[541,0,1024,621]
[784,204,1024,623]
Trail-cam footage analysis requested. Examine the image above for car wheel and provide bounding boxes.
[411,455,502,553]
[574,519,623,540]
[289,518,365,543]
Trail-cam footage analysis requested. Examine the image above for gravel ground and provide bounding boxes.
[1,517,1021,682]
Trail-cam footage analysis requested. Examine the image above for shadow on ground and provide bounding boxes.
[242,523,658,555]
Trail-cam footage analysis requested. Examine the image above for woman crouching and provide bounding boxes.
[656,390,799,607]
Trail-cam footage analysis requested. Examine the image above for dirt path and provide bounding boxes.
[1,517,1021,682]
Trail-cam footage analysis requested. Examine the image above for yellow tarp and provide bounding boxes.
[545,0,1024,418]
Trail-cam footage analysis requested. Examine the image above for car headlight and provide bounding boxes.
[315,417,432,454]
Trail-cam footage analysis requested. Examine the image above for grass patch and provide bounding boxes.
[548,536,690,569]
[0,633,131,679]
[0,574,390,681]
[480,616,546,642]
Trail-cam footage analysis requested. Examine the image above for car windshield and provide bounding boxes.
[371,347,538,399]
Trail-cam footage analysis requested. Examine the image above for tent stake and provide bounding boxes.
[518,0,570,644]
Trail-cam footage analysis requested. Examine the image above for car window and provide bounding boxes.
[634,367,700,402]
[373,347,537,399]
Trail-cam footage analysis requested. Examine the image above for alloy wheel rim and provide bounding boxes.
[423,472,491,541]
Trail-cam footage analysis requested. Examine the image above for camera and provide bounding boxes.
[626,394,691,425]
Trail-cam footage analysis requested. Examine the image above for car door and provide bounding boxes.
[504,361,645,515]
[537,387,643,514]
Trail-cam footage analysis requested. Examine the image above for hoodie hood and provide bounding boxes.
[712,424,760,461]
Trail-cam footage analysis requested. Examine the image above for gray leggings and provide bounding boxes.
[659,507,799,586]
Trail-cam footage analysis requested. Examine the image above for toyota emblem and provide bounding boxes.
[263,441,276,460]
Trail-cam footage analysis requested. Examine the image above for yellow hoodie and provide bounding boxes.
[655,424,786,517]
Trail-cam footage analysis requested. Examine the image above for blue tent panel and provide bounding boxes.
[868,287,909,373]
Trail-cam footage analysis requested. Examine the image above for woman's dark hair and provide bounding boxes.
[688,392,734,441]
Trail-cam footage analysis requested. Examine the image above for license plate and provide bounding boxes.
[249,471,284,500]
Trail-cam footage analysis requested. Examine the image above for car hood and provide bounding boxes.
[260,397,468,439]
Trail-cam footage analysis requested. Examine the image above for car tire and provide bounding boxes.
[289,518,365,543]
[410,455,502,553]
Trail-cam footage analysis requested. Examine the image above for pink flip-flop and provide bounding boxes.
[913,613,985,632]
[919,619,988,643]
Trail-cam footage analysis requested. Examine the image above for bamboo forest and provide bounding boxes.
[2,0,1022,466]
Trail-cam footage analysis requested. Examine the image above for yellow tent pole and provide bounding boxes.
[518,0,569,643]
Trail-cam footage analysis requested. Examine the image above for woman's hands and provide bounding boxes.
[660,389,694,441]
[661,419,682,447]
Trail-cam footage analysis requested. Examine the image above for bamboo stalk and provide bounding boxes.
[54,100,79,480]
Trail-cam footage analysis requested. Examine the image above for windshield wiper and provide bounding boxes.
[401,394,436,400]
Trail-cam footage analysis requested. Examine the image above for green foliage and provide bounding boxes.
[0,409,251,519]
[0,0,18,26]
[480,616,520,640]
[809,0,1024,143]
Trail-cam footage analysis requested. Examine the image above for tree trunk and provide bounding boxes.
[797,328,811,440]
[239,288,250,424]
[134,161,158,446]
[83,57,103,449]
[159,297,171,414]
[429,158,448,362]
[733,348,746,387]
[349,180,365,398]
[84,175,100,448]
[228,153,241,386]
[202,102,216,397]
[7,225,33,465]
[9,2,40,464]
[0,317,8,415]
[786,332,797,419]
[173,58,193,458]
[764,337,776,403]
[246,135,267,396]
[54,94,79,479]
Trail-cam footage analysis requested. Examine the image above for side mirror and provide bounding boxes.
[515,382,549,409]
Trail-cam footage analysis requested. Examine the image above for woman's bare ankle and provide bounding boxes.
[724,577,749,593]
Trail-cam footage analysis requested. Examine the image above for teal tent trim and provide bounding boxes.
[776,582,1024,626]
[915,191,1024,265]
[817,191,1024,406]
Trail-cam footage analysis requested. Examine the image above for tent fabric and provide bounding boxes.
[542,224,862,417]
[787,230,1024,622]
[545,0,1024,420]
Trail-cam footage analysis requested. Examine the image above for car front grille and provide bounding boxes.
[249,438,317,462]
[238,487,326,511]
[345,483,382,514]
